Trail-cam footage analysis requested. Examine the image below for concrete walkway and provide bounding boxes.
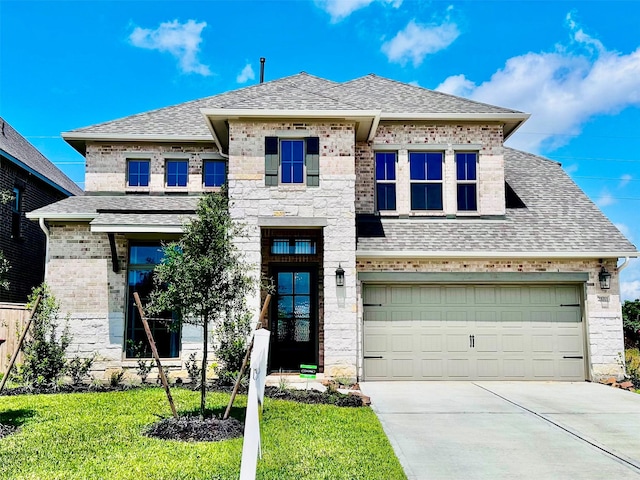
[360,382,640,480]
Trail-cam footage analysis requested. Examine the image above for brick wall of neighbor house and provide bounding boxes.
[228,121,358,380]
[84,142,220,193]
[46,223,207,380]
[0,157,69,302]
[356,257,625,380]
[355,123,505,216]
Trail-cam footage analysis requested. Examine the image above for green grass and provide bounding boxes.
[0,388,406,480]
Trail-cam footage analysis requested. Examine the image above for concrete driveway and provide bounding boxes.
[360,382,640,480]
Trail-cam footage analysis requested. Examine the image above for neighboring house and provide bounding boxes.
[27,73,637,382]
[0,117,82,303]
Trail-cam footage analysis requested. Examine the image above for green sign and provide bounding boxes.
[300,364,317,379]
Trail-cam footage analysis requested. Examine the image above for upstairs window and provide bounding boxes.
[127,160,150,187]
[11,186,21,239]
[166,159,188,187]
[456,152,477,211]
[203,160,226,187]
[281,140,304,184]
[375,152,396,211]
[410,152,443,210]
[265,136,319,186]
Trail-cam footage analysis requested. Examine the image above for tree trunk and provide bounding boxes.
[201,316,208,419]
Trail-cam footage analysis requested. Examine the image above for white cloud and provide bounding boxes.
[619,174,632,188]
[436,14,640,152]
[621,280,640,301]
[563,163,579,174]
[236,63,255,84]
[129,19,211,76]
[316,0,402,22]
[596,190,616,207]
[382,20,460,66]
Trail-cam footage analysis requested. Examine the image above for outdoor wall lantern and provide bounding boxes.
[335,264,345,287]
[598,266,611,290]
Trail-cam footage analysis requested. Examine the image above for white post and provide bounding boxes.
[239,329,271,480]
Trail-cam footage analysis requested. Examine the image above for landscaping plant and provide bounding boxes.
[148,190,255,417]
[623,299,640,347]
[12,284,71,389]
[0,189,13,290]
[67,354,95,385]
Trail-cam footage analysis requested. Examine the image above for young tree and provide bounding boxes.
[623,299,640,347]
[148,191,255,417]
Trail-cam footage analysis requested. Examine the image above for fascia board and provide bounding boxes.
[26,212,96,221]
[90,225,184,233]
[200,108,382,120]
[356,250,639,259]
[61,133,213,142]
[380,112,531,122]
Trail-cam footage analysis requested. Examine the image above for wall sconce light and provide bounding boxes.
[335,264,345,287]
[598,266,611,290]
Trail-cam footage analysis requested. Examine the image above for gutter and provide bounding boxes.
[356,250,640,259]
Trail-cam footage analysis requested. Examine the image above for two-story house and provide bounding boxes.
[1,117,82,303]
[27,73,637,382]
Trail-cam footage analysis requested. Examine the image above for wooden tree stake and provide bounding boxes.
[133,292,178,419]
[0,295,41,394]
[223,294,271,420]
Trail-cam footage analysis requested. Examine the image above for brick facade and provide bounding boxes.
[0,156,69,302]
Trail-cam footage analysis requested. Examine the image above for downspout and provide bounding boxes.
[617,257,631,273]
[38,217,50,280]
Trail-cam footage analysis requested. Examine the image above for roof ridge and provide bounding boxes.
[68,72,330,133]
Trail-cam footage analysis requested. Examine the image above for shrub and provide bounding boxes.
[214,311,251,386]
[626,348,640,389]
[185,352,201,386]
[127,341,153,383]
[67,355,95,385]
[623,300,640,348]
[13,284,71,388]
[109,369,125,387]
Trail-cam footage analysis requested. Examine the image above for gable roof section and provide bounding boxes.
[0,117,83,196]
[62,72,529,153]
[356,148,637,258]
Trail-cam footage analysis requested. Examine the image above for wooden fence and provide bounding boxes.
[0,303,29,373]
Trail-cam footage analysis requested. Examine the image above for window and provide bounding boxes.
[457,152,477,211]
[264,136,319,186]
[203,160,226,187]
[127,160,150,187]
[375,152,396,211]
[410,152,443,210]
[125,244,180,358]
[11,186,21,239]
[272,239,317,255]
[166,159,188,187]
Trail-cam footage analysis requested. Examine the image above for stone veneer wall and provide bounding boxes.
[84,142,220,193]
[356,257,625,380]
[355,122,505,216]
[228,121,358,380]
[46,223,207,380]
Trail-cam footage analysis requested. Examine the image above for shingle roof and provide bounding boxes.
[357,148,637,256]
[64,73,524,139]
[0,117,83,196]
[26,195,199,218]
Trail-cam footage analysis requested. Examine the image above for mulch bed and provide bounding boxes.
[264,386,365,407]
[144,415,244,442]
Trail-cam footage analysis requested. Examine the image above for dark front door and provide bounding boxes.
[270,267,317,371]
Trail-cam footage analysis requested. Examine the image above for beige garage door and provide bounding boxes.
[363,284,585,381]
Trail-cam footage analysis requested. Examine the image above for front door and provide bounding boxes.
[270,267,317,371]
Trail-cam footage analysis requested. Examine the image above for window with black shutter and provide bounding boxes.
[264,136,320,186]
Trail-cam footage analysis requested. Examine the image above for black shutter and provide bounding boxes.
[305,137,319,187]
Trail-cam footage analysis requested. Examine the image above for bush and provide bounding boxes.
[67,355,95,385]
[214,311,251,385]
[623,300,640,347]
[185,352,201,386]
[127,341,153,383]
[626,348,640,389]
[13,284,71,388]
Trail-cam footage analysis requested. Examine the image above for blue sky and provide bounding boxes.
[2,0,640,298]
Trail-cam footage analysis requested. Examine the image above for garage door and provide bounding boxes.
[363,284,585,381]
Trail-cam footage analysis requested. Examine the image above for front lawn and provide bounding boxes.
[0,387,405,480]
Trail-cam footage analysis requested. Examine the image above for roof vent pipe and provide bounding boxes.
[260,57,265,83]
